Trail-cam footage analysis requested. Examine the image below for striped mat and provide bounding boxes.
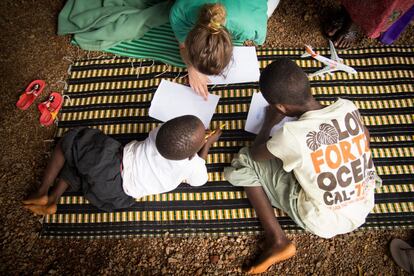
[42,46,414,238]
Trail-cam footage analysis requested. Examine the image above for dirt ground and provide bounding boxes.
[1,0,413,275]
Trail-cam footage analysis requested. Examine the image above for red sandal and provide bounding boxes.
[16,80,46,110]
[37,92,63,127]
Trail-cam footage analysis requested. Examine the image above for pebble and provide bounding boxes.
[165,246,173,255]
[168,257,178,264]
[209,255,219,264]
[316,261,322,268]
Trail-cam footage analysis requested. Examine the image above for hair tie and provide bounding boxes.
[208,21,222,34]
[210,21,221,30]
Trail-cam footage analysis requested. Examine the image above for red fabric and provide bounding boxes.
[341,0,414,38]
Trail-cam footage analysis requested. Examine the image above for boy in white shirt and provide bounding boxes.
[23,115,221,214]
[225,58,380,274]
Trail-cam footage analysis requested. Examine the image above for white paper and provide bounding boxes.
[245,92,296,136]
[149,80,220,128]
[208,46,260,85]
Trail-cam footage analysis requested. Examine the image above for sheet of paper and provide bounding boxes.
[149,80,220,128]
[245,92,296,136]
[208,46,260,85]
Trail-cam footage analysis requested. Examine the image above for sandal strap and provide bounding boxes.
[42,95,56,112]
[27,84,42,96]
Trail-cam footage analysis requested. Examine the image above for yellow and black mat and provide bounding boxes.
[42,46,414,238]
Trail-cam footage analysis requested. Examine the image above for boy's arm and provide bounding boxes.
[250,106,285,161]
[250,125,275,161]
[198,142,212,160]
[364,125,371,148]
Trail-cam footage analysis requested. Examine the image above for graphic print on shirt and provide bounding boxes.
[307,109,376,209]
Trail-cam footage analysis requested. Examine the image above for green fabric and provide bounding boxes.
[224,147,306,229]
[58,0,171,51]
[169,0,268,45]
[105,23,185,67]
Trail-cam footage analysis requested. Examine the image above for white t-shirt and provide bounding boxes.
[267,98,378,238]
[121,127,208,199]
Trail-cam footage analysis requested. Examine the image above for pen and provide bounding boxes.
[205,123,226,139]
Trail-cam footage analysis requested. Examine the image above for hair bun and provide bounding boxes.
[199,4,226,33]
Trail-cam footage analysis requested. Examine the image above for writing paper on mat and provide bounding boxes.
[245,92,296,136]
[149,80,220,128]
[208,46,260,85]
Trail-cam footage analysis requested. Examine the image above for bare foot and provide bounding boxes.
[245,242,296,274]
[23,203,57,215]
[22,194,48,206]
[323,6,359,48]
[334,22,359,48]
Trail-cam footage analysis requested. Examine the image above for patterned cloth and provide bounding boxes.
[41,46,414,238]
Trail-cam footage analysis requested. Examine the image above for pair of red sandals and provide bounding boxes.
[16,80,63,126]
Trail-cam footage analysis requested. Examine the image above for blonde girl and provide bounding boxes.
[170,0,279,99]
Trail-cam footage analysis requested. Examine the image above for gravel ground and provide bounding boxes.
[1,0,413,275]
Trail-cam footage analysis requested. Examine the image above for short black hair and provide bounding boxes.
[156,115,204,160]
[259,58,311,105]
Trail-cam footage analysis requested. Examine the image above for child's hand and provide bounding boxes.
[188,66,210,100]
[198,127,222,160]
[263,105,285,128]
[243,40,256,47]
[205,127,222,145]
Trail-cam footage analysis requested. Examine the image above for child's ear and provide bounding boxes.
[274,103,287,114]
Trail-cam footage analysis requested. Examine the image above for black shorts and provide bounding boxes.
[59,127,135,212]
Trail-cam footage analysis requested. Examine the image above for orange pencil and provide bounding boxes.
[205,123,226,139]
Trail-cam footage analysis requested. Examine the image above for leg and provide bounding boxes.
[334,22,359,48]
[244,186,296,274]
[23,140,65,205]
[323,6,348,38]
[23,178,69,215]
[323,5,359,48]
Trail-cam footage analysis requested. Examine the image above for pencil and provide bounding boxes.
[205,123,227,139]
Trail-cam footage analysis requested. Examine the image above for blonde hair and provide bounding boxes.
[185,3,233,75]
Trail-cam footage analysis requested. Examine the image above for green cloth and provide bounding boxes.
[169,0,268,45]
[58,0,171,51]
[105,23,186,67]
[224,147,307,229]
